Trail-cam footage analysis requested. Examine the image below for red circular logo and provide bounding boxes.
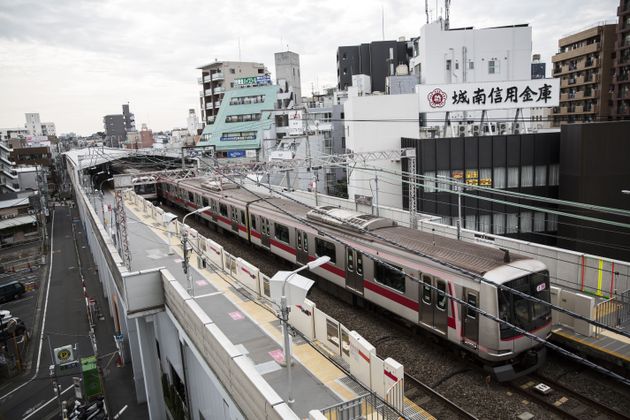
[427,88,447,108]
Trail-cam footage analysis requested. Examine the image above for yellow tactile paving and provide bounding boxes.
[404,397,435,420]
[125,200,359,402]
[553,328,630,363]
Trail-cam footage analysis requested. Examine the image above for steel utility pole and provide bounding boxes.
[114,190,131,269]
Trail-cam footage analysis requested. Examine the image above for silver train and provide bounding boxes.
[158,178,552,381]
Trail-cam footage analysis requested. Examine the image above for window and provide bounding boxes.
[479,168,492,187]
[498,271,551,339]
[446,59,452,71]
[547,213,558,231]
[422,275,432,304]
[534,212,546,232]
[507,167,519,188]
[493,213,506,235]
[548,164,559,186]
[240,211,245,225]
[347,250,354,272]
[479,214,491,233]
[315,238,336,264]
[250,215,256,231]
[488,59,499,74]
[423,171,436,193]
[225,113,261,123]
[188,192,194,202]
[219,203,228,217]
[465,214,476,230]
[493,167,506,189]
[303,233,308,252]
[274,223,290,243]
[375,261,405,293]
[326,319,340,346]
[436,280,447,310]
[468,61,475,70]
[229,68,235,74]
[297,232,302,250]
[506,213,518,234]
[535,165,547,186]
[202,197,209,207]
[521,165,533,187]
[258,68,264,74]
[466,293,477,319]
[520,212,532,233]
[437,170,450,191]
[356,254,363,276]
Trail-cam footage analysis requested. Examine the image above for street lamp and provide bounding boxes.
[271,255,330,405]
[163,212,178,255]
[622,190,630,195]
[181,206,211,294]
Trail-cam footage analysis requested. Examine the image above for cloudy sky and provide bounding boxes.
[0,0,618,135]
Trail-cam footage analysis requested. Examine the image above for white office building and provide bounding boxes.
[25,113,42,136]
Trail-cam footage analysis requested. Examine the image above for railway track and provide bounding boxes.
[510,373,629,419]
[404,373,478,420]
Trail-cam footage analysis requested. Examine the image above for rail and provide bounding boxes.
[318,392,403,420]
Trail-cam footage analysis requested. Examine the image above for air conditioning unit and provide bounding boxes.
[513,123,521,135]
[472,125,481,136]
[458,125,467,137]
[498,123,508,135]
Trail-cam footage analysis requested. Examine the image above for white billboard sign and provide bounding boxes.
[288,110,305,136]
[417,78,559,113]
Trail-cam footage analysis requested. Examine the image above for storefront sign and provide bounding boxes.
[418,79,560,112]
[234,75,272,87]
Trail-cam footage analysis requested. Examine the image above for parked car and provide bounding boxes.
[0,281,25,303]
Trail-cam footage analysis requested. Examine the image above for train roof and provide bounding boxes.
[370,226,528,275]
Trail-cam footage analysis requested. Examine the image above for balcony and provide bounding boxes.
[214,101,222,108]
[199,91,204,97]
[214,86,225,94]
[553,42,600,62]
[205,89,213,96]
[203,75,212,83]
[205,102,214,110]
[197,77,203,84]
[211,72,224,81]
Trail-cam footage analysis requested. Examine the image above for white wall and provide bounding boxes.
[25,113,42,136]
[344,94,419,208]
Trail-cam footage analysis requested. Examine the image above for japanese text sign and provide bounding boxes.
[417,79,559,112]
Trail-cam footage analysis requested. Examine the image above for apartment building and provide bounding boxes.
[197,61,270,125]
[611,0,630,118]
[551,24,616,125]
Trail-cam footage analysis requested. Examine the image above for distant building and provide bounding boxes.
[611,0,630,119]
[197,61,270,125]
[124,131,141,149]
[274,51,302,106]
[41,122,56,136]
[551,23,616,125]
[25,113,42,136]
[0,127,29,141]
[140,124,154,148]
[337,39,412,93]
[531,54,546,79]
[104,104,136,147]
[187,109,203,136]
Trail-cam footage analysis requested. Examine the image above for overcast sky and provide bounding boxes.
[0,0,618,135]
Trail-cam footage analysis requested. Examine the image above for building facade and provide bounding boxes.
[41,122,56,136]
[274,51,302,106]
[122,104,136,132]
[25,113,42,136]
[611,0,630,118]
[103,114,126,147]
[197,61,270,125]
[551,24,616,125]
[531,54,546,79]
[337,40,412,93]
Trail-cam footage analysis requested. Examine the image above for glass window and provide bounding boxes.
[493,213,506,234]
[375,261,405,293]
[297,232,302,250]
[466,293,477,319]
[202,197,209,207]
[250,215,256,231]
[437,170,450,191]
[436,280,447,310]
[498,270,551,339]
[465,214,476,230]
[548,164,560,186]
[274,223,290,243]
[240,211,245,225]
[422,275,432,304]
[304,233,308,252]
[347,251,354,272]
[534,212,546,232]
[356,254,363,276]
[547,213,558,231]
[326,319,339,346]
[521,165,533,187]
[315,238,336,264]
[188,192,194,202]
[423,171,436,193]
[507,167,519,188]
[506,213,518,234]
[535,165,547,186]
[520,212,532,233]
[493,167,506,189]
[219,203,228,217]
[479,214,491,233]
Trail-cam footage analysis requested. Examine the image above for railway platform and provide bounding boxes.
[551,325,630,370]
[108,192,433,419]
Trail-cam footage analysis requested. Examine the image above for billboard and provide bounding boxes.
[417,78,560,113]
[234,74,272,87]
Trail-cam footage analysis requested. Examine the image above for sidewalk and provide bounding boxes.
[71,207,149,418]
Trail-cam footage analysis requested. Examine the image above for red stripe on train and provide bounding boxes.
[363,281,419,312]
[270,239,297,255]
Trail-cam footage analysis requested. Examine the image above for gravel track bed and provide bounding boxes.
[162,202,624,419]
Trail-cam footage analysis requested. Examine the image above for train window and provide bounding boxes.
[188,192,194,202]
[274,223,290,243]
[202,197,209,207]
[375,261,405,293]
[297,232,302,250]
[356,254,363,276]
[436,280,447,311]
[466,293,477,319]
[219,203,228,217]
[347,250,354,272]
[303,233,308,252]
[240,211,245,225]
[422,275,432,304]
[315,238,337,264]
[250,215,257,231]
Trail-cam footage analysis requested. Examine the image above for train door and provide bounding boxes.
[462,289,479,347]
[345,248,364,294]
[230,207,239,233]
[419,274,447,335]
[295,229,309,265]
[260,217,270,248]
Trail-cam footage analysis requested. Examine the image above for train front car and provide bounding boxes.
[481,259,552,381]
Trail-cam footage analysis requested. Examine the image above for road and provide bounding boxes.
[0,206,93,419]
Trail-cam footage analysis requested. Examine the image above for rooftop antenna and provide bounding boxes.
[381,5,385,40]
[444,0,451,30]
[425,0,429,23]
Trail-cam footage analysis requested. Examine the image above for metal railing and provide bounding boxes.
[318,392,403,420]
[594,290,630,335]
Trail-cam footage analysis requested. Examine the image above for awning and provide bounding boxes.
[0,215,37,230]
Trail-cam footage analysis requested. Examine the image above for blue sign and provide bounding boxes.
[227,150,246,158]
